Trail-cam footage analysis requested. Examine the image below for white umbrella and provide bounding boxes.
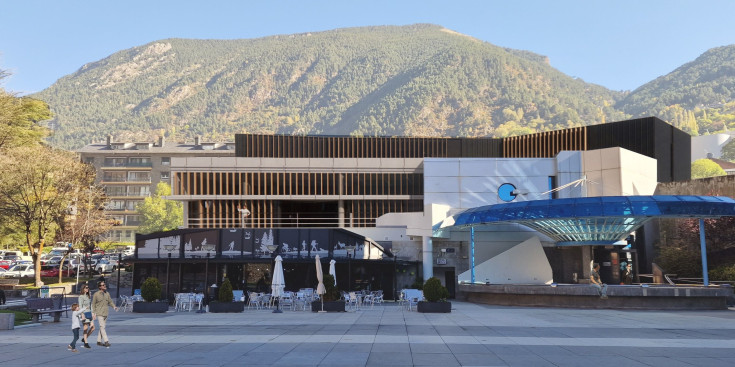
[329,259,337,286]
[271,255,285,313]
[315,255,326,312]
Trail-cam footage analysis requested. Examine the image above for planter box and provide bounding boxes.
[209,301,245,313]
[0,313,14,330]
[132,301,169,313]
[417,301,451,313]
[311,300,346,312]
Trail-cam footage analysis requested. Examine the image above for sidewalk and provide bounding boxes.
[2,301,735,366]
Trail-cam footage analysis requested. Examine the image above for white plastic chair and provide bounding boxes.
[347,292,360,311]
[247,292,261,309]
[279,294,294,311]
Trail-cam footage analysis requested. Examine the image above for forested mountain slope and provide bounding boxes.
[35,24,627,149]
[616,45,735,135]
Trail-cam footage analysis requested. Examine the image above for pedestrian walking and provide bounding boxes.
[68,303,82,352]
[92,280,118,348]
[78,284,96,349]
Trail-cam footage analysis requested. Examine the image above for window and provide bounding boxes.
[128,157,152,167]
[84,157,95,164]
[126,215,141,226]
[103,172,126,182]
[161,172,170,180]
[104,157,126,167]
[126,200,142,211]
[128,171,151,182]
[128,186,151,197]
[161,157,170,166]
[105,186,127,196]
[106,200,125,210]
[109,215,124,225]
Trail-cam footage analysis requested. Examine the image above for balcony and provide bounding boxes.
[102,178,152,183]
[102,161,153,168]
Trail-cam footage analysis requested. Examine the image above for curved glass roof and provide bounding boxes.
[442,196,735,246]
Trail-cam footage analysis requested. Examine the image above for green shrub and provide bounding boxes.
[140,277,162,302]
[219,278,234,303]
[655,246,702,277]
[709,265,735,285]
[423,277,449,302]
[321,274,340,302]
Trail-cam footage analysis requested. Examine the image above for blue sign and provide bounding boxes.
[498,183,517,202]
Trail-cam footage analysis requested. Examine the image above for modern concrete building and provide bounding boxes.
[691,132,735,162]
[77,136,235,242]
[132,117,692,300]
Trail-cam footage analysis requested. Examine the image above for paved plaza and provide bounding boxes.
[2,301,735,366]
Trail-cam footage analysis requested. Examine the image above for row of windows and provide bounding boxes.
[102,171,152,182]
[106,200,143,211]
[94,157,170,167]
[175,172,424,197]
[108,215,142,226]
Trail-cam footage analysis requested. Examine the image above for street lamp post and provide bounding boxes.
[392,248,400,301]
[344,245,355,291]
[164,244,176,302]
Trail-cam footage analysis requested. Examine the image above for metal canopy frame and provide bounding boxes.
[439,195,735,286]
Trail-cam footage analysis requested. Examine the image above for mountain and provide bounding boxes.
[34,24,628,149]
[616,45,735,135]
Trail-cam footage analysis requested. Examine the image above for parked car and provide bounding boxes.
[40,255,63,266]
[0,259,12,270]
[1,264,35,278]
[40,264,75,277]
[95,259,117,274]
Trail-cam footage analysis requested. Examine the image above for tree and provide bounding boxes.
[720,138,735,162]
[56,180,114,283]
[0,71,50,149]
[137,182,183,234]
[0,145,92,286]
[691,159,726,179]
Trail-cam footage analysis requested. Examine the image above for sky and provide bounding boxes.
[1,0,734,95]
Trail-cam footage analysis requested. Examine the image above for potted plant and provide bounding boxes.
[417,277,451,313]
[208,278,245,313]
[311,274,345,312]
[133,277,169,313]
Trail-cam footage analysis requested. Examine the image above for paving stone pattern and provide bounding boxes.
[1,302,735,366]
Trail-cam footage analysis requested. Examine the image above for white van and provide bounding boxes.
[3,251,32,261]
[49,247,82,257]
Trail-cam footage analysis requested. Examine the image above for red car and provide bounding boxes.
[40,264,75,277]
[0,259,12,270]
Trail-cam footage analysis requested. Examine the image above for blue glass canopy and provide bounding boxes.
[441,196,735,246]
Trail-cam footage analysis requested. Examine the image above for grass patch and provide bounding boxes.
[0,309,32,326]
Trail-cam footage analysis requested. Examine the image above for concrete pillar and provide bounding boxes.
[338,174,345,227]
[422,236,433,281]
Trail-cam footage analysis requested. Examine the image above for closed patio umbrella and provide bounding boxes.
[316,255,326,312]
[271,255,285,313]
[329,259,337,286]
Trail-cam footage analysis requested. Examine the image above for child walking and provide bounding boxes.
[68,303,82,352]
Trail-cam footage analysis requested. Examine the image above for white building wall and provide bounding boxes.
[417,147,658,283]
[691,133,733,162]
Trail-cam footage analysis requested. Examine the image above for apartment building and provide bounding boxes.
[77,136,235,242]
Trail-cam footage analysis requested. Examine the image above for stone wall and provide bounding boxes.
[655,175,735,197]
